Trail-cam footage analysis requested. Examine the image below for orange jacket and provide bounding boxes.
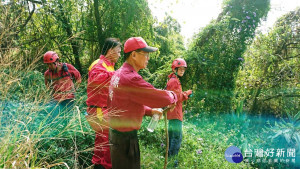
[166,73,189,121]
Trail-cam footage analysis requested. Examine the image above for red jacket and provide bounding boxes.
[86,55,115,114]
[166,73,189,121]
[108,63,178,132]
[44,63,81,102]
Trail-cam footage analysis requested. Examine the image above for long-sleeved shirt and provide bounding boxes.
[166,73,189,121]
[44,63,81,102]
[108,62,178,132]
[86,55,115,115]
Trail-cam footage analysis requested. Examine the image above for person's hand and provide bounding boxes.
[151,108,163,119]
[168,103,176,112]
[186,90,192,96]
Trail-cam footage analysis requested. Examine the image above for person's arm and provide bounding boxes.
[166,79,191,102]
[67,64,82,84]
[122,75,177,108]
[144,106,152,116]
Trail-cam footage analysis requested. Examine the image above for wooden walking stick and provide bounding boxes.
[163,107,171,169]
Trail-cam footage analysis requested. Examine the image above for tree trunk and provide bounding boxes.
[56,4,82,73]
[94,0,104,51]
[249,86,262,113]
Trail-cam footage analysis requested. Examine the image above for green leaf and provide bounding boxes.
[231,18,240,22]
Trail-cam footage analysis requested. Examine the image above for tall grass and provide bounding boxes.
[0,48,95,168]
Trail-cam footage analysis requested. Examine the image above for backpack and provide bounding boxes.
[61,63,73,80]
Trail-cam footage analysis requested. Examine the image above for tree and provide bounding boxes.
[184,0,270,112]
[0,1,36,55]
[92,0,155,61]
[2,0,157,73]
[235,7,300,115]
[144,15,185,88]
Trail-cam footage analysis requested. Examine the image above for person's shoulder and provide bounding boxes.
[168,77,179,84]
[65,63,75,68]
[98,58,105,65]
[116,64,133,75]
[118,67,139,81]
[129,73,143,82]
[167,77,181,89]
[128,72,153,88]
[117,67,144,84]
[65,63,80,72]
[90,60,106,71]
[88,59,100,71]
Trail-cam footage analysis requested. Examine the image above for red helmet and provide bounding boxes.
[171,58,187,71]
[43,51,59,63]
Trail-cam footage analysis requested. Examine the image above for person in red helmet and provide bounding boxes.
[86,38,122,169]
[166,58,192,167]
[108,37,177,169]
[43,51,81,118]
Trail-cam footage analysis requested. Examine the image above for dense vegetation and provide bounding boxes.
[0,0,299,168]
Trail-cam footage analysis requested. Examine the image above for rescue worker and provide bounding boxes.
[43,51,81,119]
[166,58,192,167]
[108,37,178,169]
[86,38,122,169]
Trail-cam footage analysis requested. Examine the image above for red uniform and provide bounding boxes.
[166,73,189,121]
[44,63,81,102]
[108,62,178,132]
[86,55,114,169]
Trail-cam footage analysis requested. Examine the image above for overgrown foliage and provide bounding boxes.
[145,15,185,88]
[1,0,156,74]
[185,0,270,112]
[1,0,299,168]
[235,7,300,116]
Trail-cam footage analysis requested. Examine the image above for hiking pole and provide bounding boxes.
[147,107,169,168]
[163,107,171,169]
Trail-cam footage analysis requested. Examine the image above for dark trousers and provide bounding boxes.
[168,119,183,157]
[109,129,140,169]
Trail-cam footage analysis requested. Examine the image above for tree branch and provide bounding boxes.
[20,1,35,30]
[27,0,43,4]
[263,93,300,101]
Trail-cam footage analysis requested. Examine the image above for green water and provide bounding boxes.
[185,112,300,168]
[1,100,299,168]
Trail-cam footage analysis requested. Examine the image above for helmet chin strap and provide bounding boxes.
[174,67,179,76]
